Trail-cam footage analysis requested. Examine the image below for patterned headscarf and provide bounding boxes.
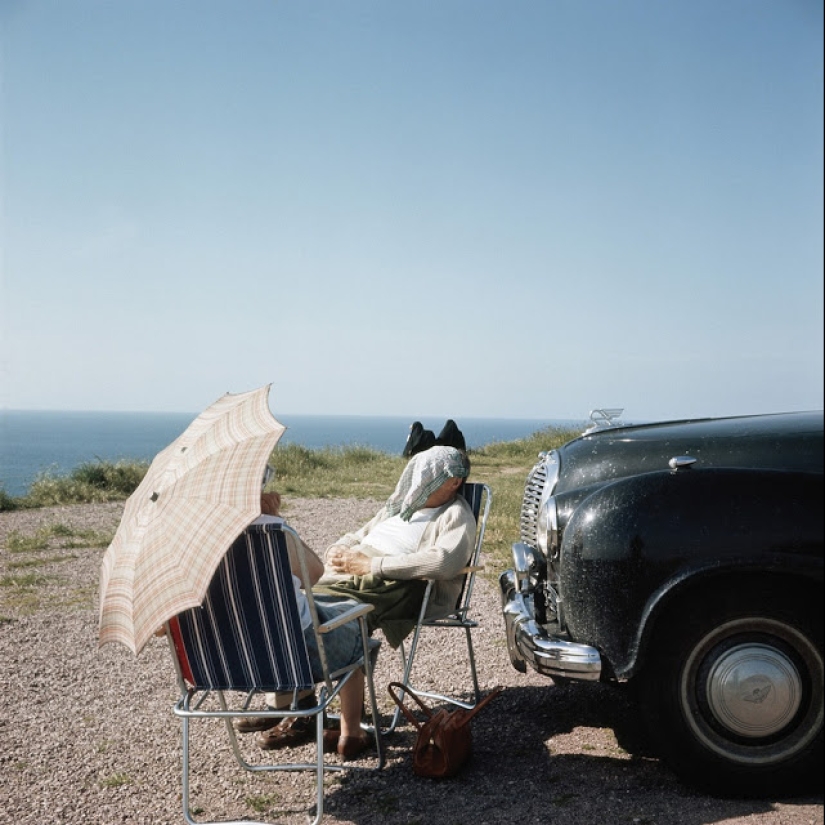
[385,446,469,521]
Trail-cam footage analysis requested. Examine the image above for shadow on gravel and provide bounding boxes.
[322,682,823,825]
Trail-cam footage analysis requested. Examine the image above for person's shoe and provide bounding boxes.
[237,690,316,734]
[236,714,280,733]
[337,734,371,760]
[258,715,313,750]
[403,422,436,457]
[256,694,318,750]
[435,419,466,451]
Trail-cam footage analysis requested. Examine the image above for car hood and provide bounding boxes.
[555,410,824,495]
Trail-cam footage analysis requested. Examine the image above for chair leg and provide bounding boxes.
[178,689,337,825]
[388,631,422,733]
[362,655,386,765]
[465,625,481,706]
[217,691,255,770]
[389,624,481,730]
[180,715,197,825]
[180,711,291,825]
[311,712,325,825]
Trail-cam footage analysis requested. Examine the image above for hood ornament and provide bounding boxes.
[585,408,624,433]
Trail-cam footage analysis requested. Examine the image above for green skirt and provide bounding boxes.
[313,574,428,649]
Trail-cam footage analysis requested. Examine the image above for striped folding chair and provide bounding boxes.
[166,521,384,825]
[388,481,493,732]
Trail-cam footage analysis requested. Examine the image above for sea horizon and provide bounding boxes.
[0,410,585,497]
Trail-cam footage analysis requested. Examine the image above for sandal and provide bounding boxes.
[257,715,313,750]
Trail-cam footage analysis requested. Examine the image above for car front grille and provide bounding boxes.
[519,460,548,548]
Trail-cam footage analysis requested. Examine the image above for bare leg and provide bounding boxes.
[338,668,364,738]
[335,667,372,758]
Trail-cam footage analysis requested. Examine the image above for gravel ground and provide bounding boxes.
[1,500,822,825]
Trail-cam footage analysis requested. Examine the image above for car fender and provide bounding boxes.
[559,467,823,679]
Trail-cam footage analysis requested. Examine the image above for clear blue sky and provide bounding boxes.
[1,0,822,422]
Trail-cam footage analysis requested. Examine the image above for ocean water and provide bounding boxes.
[0,410,583,497]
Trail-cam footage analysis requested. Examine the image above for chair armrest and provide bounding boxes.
[415,566,484,581]
[317,602,375,634]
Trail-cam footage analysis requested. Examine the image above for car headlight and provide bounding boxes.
[535,451,560,559]
[536,493,559,559]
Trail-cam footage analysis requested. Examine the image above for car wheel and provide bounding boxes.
[638,592,823,796]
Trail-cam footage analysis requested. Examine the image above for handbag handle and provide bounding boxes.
[456,685,503,724]
[387,682,504,728]
[387,682,432,730]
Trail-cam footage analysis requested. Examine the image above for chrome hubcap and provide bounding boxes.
[706,643,802,738]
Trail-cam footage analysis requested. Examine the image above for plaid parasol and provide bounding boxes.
[98,385,286,654]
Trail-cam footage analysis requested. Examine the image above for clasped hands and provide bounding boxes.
[326,544,371,577]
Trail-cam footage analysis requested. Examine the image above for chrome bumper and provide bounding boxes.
[499,568,601,682]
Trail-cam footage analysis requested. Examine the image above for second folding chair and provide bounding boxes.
[388,481,492,731]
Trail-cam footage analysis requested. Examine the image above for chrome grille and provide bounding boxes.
[519,459,548,547]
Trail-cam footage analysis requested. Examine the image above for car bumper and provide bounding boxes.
[499,568,601,681]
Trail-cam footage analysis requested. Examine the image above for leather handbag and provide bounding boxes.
[388,682,502,779]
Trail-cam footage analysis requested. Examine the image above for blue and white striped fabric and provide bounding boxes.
[460,481,483,522]
[174,523,314,692]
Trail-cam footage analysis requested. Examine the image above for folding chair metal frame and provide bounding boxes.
[167,521,384,825]
[388,481,492,732]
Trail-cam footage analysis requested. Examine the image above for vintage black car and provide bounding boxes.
[500,410,823,796]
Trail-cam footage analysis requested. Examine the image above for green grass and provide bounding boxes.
[5,530,50,553]
[0,524,117,614]
[99,772,131,788]
[0,568,60,615]
[270,443,406,499]
[0,572,52,588]
[245,793,281,813]
[7,554,77,569]
[0,459,149,511]
[0,426,580,574]
[5,525,113,553]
